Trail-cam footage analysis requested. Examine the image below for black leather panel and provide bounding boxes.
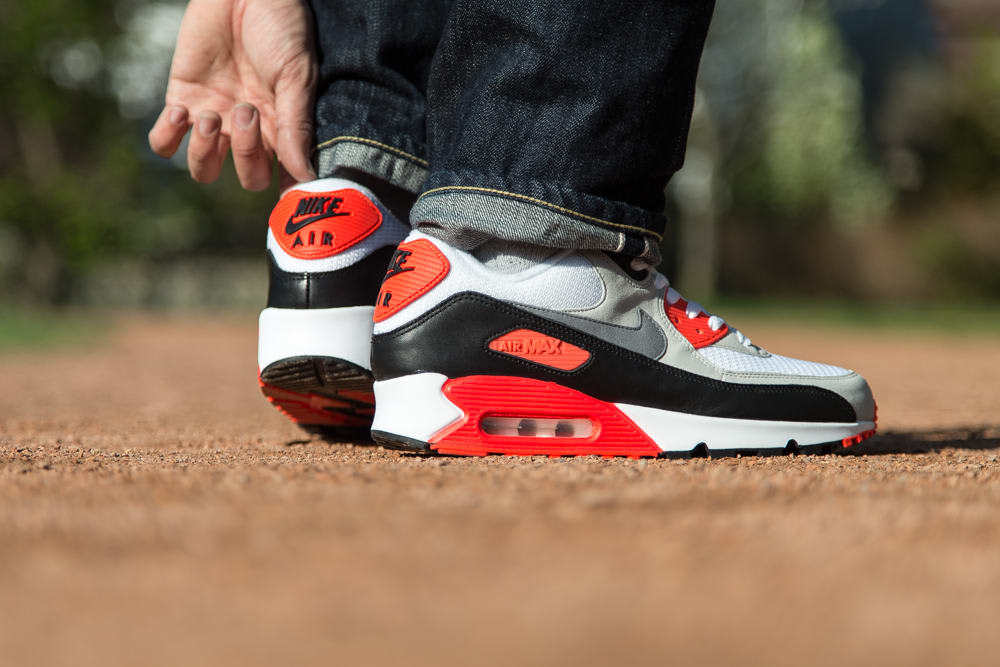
[266,246,395,309]
[371,293,857,423]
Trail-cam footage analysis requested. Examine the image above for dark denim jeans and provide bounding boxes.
[309,0,715,262]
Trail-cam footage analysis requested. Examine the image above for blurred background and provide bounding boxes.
[1,0,998,312]
[2,5,1000,665]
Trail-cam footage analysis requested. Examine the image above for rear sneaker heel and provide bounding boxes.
[258,306,376,440]
[260,356,375,439]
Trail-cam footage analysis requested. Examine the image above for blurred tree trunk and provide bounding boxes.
[672,91,721,301]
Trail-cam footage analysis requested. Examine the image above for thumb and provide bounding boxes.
[274,59,318,184]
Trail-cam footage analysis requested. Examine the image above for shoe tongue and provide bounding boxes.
[605,251,649,281]
[472,240,556,273]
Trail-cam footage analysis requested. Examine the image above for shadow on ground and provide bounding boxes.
[288,427,1000,459]
[849,427,1000,456]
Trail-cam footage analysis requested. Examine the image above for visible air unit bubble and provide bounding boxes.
[480,417,594,438]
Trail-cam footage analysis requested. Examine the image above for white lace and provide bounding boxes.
[631,259,754,348]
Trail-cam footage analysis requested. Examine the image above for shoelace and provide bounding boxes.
[630,259,755,349]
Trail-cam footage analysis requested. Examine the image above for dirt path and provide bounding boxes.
[1,315,999,666]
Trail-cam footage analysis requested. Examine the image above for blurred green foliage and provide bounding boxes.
[679,0,1000,301]
[0,0,275,304]
[929,35,1000,193]
[0,0,997,306]
[749,10,891,225]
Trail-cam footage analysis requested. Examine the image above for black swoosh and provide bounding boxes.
[285,211,349,235]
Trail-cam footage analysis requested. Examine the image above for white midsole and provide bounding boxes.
[372,373,465,442]
[371,372,875,451]
[615,403,873,451]
[258,306,374,372]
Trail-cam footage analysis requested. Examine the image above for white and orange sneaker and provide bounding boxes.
[258,178,408,438]
[369,231,877,457]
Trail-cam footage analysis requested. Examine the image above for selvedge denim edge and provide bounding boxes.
[412,186,663,264]
[316,137,429,194]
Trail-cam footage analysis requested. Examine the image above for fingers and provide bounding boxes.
[187,111,227,183]
[148,106,189,157]
[153,93,309,189]
[231,103,272,191]
[277,164,298,196]
[275,63,318,184]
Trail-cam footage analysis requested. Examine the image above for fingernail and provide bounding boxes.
[234,104,255,130]
[198,114,220,136]
[168,107,186,125]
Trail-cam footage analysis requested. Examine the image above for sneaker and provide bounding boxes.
[258,177,408,438]
[368,231,877,457]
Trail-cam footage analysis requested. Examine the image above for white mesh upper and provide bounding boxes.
[372,231,605,334]
[697,345,851,377]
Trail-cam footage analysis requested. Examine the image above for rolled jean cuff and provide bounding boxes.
[315,137,429,194]
[410,179,664,263]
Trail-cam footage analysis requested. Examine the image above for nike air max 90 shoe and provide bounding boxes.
[369,231,877,457]
[258,178,408,437]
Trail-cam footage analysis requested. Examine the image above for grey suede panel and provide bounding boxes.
[574,252,877,422]
[709,330,771,357]
[521,305,667,360]
[715,370,877,423]
[571,253,728,379]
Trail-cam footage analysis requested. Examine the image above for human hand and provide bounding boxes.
[148,0,317,190]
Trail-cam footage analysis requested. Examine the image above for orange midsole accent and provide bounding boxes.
[430,375,660,457]
[259,380,373,427]
[842,400,878,448]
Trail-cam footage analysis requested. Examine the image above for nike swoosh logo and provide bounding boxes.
[285,211,349,235]
[520,305,667,360]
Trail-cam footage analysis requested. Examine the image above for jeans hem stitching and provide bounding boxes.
[418,186,663,241]
[315,136,429,168]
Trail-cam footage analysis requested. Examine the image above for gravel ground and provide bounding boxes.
[1,314,999,667]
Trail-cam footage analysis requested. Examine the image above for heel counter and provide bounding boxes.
[266,246,395,309]
[373,238,450,322]
[268,183,383,260]
[265,179,409,309]
[370,237,453,381]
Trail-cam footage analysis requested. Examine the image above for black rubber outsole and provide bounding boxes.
[301,424,374,442]
[260,356,375,441]
[371,429,854,459]
[260,356,375,394]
